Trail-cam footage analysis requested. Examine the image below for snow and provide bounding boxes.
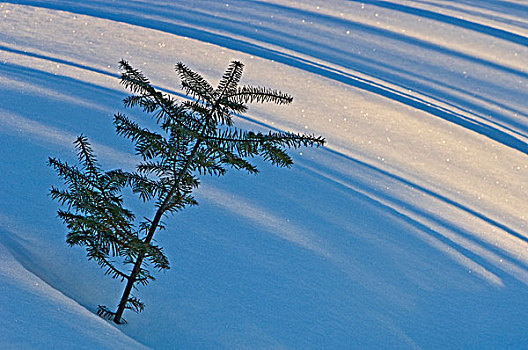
[1,0,527,348]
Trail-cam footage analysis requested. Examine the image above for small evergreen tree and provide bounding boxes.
[49,60,325,324]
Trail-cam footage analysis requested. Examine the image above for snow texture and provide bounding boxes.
[0,0,527,348]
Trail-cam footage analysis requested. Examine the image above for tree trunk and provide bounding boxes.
[113,208,164,323]
[113,139,204,324]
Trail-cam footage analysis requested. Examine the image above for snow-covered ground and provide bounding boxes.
[1,0,527,348]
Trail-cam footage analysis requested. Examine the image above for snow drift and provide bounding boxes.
[1,0,527,348]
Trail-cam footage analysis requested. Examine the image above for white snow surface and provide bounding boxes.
[1,0,527,348]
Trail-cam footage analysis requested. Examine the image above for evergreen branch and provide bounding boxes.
[192,148,227,176]
[74,135,101,180]
[219,153,259,173]
[134,267,155,286]
[101,169,130,195]
[125,296,145,314]
[212,107,234,127]
[97,305,122,323]
[218,98,247,115]
[123,94,158,114]
[127,171,165,202]
[120,60,197,133]
[175,62,214,103]
[216,61,244,97]
[196,141,259,174]
[259,143,293,167]
[65,218,122,256]
[181,100,211,120]
[98,256,131,282]
[48,157,88,188]
[136,161,173,178]
[163,190,198,214]
[143,242,170,271]
[119,59,151,95]
[207,130,325,148]
[201,129,326,170]
[227,85,293,105]
[48,155,121,212]
[50,187,76,209]
[114,113,171,160]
